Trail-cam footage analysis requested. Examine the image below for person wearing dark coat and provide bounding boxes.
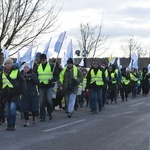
[21,63,39,127]
[141,67,150,96]
[0,58,26,130]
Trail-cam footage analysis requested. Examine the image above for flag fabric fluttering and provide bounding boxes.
[66,39,73,59]
[2,47,9,60]
[126,59,132,71]
[43,37,52,56]
[147,64,150,73]
[117,57,121,70]
[54,31,66,53]
[79,58,84,67]
[16,51,21,64]
[60,51,68,68]
[108,54,116,65]
[131,53,138,69]
[20,44,32,63]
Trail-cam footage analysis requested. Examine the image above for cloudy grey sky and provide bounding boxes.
[43,0,150,58]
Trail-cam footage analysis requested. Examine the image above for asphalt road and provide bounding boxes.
[1,94,150,150]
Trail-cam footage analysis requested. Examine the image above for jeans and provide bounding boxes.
[65,93,76,113]
[89,88,103,111]
[5,101,16,126]
[39,87,53,120]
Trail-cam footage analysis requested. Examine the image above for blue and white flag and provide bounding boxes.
[21,44,32,63]
[131,53,138,69]
[43,37,52,56]
[60,51,67,68]
[54,31,66,53]
[66,39,73,59]
[16,51,21,64]
[2,47,9,60]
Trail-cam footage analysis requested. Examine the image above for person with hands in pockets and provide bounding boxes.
[58,58,83,118]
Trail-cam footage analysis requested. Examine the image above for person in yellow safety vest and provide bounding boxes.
[107,65,118,104]
[120,68,130,102]
[81,68,89,107]
[34,54,59,122]
[58,58,83,118]
[86,61,106,114]
[0,58,26,130]
[100,62,109,105]
[129,68,140,98]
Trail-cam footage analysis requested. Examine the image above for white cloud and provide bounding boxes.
[36,0,150,58]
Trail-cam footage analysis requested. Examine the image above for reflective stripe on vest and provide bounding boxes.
[90,69,104,85]
[59,65,78,84]
[121,76,130,85]
[2,70,18,89]
[37,63,53,84]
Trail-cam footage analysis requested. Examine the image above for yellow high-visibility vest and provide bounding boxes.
[130,73,138,81]
[90,69,104,85]
[2,70,18,89]
[121,76,130,85]
[59,65,78,84]
[37,63,53,84]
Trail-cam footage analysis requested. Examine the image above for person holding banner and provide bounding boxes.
[34,54,59,122]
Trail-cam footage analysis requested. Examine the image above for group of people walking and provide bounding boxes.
[0,54,149,131]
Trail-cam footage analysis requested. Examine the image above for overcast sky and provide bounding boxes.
[39,0,150,58]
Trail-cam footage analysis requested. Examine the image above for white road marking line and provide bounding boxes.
[44,119,86,132]
[130,102,145,107]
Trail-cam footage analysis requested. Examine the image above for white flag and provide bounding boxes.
[79,58,84,67]
[21,45,32,63]
[43,37,52,56]
[54,31,66,53]
[2,47,9,60]
[66,39,73,59]
[60,51,67,68]
[131,53,138,69]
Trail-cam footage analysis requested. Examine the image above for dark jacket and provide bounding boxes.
[0,66,26,103]
[21,69,39,112]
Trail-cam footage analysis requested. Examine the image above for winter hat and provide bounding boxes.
[4,58,13,65]
[40,54,47,60]
[93,61,99,65]
[23,63,30,68]
[13,62,20,69]
[67,58,73,64]
[35,52,41,60]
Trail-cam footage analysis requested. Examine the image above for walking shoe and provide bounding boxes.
[24,120,30,127]
[32,117,37,124]
[10,125,16,130]
[67,112,72,118]
[49,113,53,120]
[40,119,45,122]
[91,111,97,114]
[5,125,11,131]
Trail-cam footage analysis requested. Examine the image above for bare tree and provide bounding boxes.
[121,35,147,59]
[76,21,108,59]
[0,0,60,64]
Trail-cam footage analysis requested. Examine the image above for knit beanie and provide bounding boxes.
[67,58,73,64]
[4,58,13,65]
